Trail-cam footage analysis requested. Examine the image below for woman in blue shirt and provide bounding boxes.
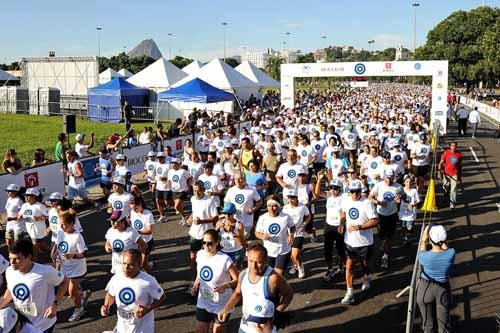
[416,224,455,333]
[245,159,268,199]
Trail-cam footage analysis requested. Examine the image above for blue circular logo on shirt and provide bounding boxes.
[172,175,180,183]
[394,155,402,161]
[255,305,263,313]
[301,150,307,157]
[404,195,412,203]
[450,156,458,164]
[383,192,395,202]
[157,167,163,174]
[370,162,378,169]
[348,208,360,220]
[200,266,214,282]
[354,63,366,74]
[315,144,321,150]
[268,223,281,235]
[204,181,211,189]
[235,194,245,204]
[112,239,125,252]
[287,170,296,178]
[421,147,427,154]
[58,241,69,253]
[133,220,143,230]
[13,283,30,301]
[148,165,155,171]
[113,201,123,210]
[50,216,58,225]
[24,210,33,216]
[118,288,136,305]
[218,141,224,147]
[348,134,354,140]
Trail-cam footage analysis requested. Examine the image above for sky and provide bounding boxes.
[0,0,494,63]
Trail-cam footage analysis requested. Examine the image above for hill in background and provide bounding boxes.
[127,39,162,60]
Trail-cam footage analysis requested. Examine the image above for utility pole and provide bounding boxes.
[412,3,420,54]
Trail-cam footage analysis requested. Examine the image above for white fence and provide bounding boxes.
[460,96,500,123]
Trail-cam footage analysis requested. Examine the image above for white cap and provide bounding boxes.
[75,133,84,142]
[115,154,125,160]
[49,192,64,201]
[147,151,156,157]
[171,157,181,164]
[429,225,447,243]
[112,177,126,186]
[330,179,343,188]
[383,169,395,178]
[25,188,40,196]
[0,308,18,332]
[283,188,298,197]
[5,184,20,192]
[231,138,239,145]
[331,146,340,153]
[348,180,363,191]
[156,152,167,158]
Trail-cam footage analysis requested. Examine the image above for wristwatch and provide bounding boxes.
[357,224,363,231]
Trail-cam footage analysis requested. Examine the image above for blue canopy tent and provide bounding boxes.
[87,77,149,123]
[157,78,234,103]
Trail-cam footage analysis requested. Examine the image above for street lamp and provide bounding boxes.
[167,33,174,60]
[368,40,375,52]
[221,22,228,60]
[285,32,291,51]
[96,27,102,72]
[412,3,420,54]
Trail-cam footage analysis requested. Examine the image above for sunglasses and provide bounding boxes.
[202,241,214,246]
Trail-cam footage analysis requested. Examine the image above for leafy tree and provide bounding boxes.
[296,53,315,63]
[265,56,283,80]
[171,56,194,69]
[415,6,499,87]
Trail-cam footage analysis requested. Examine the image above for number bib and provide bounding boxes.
[117,308,136,322]
[16,302,37,316]
[200,287,219,302]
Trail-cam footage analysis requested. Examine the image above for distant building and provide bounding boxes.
[395,44,410,61]
[314,49,328,63]
[281,50,300,64]
[242,52,270,68]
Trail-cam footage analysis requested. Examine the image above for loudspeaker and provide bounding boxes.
[63,114,76,134]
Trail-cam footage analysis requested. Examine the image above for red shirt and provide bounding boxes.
[441,150,462,176]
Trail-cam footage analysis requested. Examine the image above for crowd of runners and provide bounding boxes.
[0,83,459,333]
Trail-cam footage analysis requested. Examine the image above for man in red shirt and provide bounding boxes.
[438,142,462,209]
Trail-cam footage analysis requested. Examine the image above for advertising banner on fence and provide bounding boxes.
[0,162,65,214]
[81,155,101,187]
[115,144,155,177]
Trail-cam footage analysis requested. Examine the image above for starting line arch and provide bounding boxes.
[280,60,449,133]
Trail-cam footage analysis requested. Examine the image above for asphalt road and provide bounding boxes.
[2,110,499,333]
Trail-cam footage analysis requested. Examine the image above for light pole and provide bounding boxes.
[412,3,420,54]
[285,32,291,51]
[221,22,228,60]
[96,26,102,72]
[368,40,375,52]
[167,33,173,60]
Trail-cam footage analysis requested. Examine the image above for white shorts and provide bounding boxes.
[6,221,27,240]
[25,221,47,241]
[61,259,87,279]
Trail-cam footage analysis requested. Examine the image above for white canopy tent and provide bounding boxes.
[127,58,187,92]
[118,68,133,78]
[98,68,121,85]
[174,58,260,101]
[182,60,204,76]
[235,61,280,88]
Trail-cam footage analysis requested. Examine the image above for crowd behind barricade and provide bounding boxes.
[0,83,460,333]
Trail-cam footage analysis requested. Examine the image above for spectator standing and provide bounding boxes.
[123,100,133,131]
[456,106,469,136]
[55,133,68,164]
[467,107,481,139]
[74,133,95,158]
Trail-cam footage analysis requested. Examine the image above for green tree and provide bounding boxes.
[265,56,284,80]
[415,6,499,87]
[171,56,194,69]
[296,53,314,63]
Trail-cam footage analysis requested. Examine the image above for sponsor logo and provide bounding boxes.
[200,266,214,282]
[118,288,136,305]
[414,63,422,70]
[13,284,30,301]
[24,172,39,188]
[268,223,281,235]
[348,208,360,220]
[354,63,366,75]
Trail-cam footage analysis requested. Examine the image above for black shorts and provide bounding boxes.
[196,307,230,324]
[172,191,187,201]
[99,181,112,190]
[412,165,429,178]
[145,239,155,255]
[378,213,399,240]
[313,162,325,172]
[155,189,170,201]
[292,236,305,249]
[268,252,290,270]
[345,244,373,261]
[190,239,203,253]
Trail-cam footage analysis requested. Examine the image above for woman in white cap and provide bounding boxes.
[143,151,157,194]
[46,192,65,256]
[18,188,48,262]
[107,177,133,217]
[216,202,246,272]
[416,224,455,333]
[129,196,155,273]
[4,184,26,250]
[113,154,130,179]
[167,158,192,226]
[0,307,43,333]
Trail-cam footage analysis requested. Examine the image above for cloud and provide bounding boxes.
[371,34,411,49]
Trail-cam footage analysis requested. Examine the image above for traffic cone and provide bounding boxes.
[422,179,438,212]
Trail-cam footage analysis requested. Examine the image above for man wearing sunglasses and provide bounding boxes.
[340,181,378,305]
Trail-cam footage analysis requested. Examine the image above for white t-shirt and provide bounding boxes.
[341,196,378,247]
[144,160,157,182]
[411,143,431,166]
[105,227,141,274]
[55,230,87,278]
[130,209,155,243]
[256,212,295,257]
[325,193,346,227]
[106,271,164,333]
[342,130,358,150]
[276,162,308,188]
[168,168,191,192]
[6,264,64,330]
[370,181,403,216]
[5,196,23,219]
[198,174,224,207]
[311,139,327,163]
[189,195,218,240]
[390,150,408,175]
[74,143,89,158]
[468,110,481,124]
[155,162,170,191]
[114,165,130,178]
[224,186,261,230]
[282,204,310,238]
[188,160,204,181]
[296,145,315,166]
[108,192,133,216]
[196,251,233,314]
[68,160,85,189]
[19,202,48,240]
[399,188,420,221]
[363,156,384,184]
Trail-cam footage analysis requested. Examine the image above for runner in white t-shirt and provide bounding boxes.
[102,250,166,333]
[18,188,48,261]
[107,177,133,217]
[167,158,192,226]
[4,184,26,249]
[130,196,156,273]
[399,175,420,245]
[143,151,157,193]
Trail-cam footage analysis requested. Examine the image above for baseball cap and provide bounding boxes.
[156,152,167,158]
[221,202,236,214]
[111,177,126,186]
[231,138,239,145]
[108,210,126,223]
[332,146,340,153]
[115,154,125,160]
[383,169,395,179]
[147,151,156,157]
[0,308,18,333]
[75,133,84,142]
[330,179,343,188]
[429,224,447,243]
[171,157,181,164]
[283,188,298,197]
[25,188,40,196]
[348,181,363,192]
[49,192,64,201]
[5,184,20,192]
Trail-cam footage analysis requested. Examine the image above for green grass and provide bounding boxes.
[0,114,167,166]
